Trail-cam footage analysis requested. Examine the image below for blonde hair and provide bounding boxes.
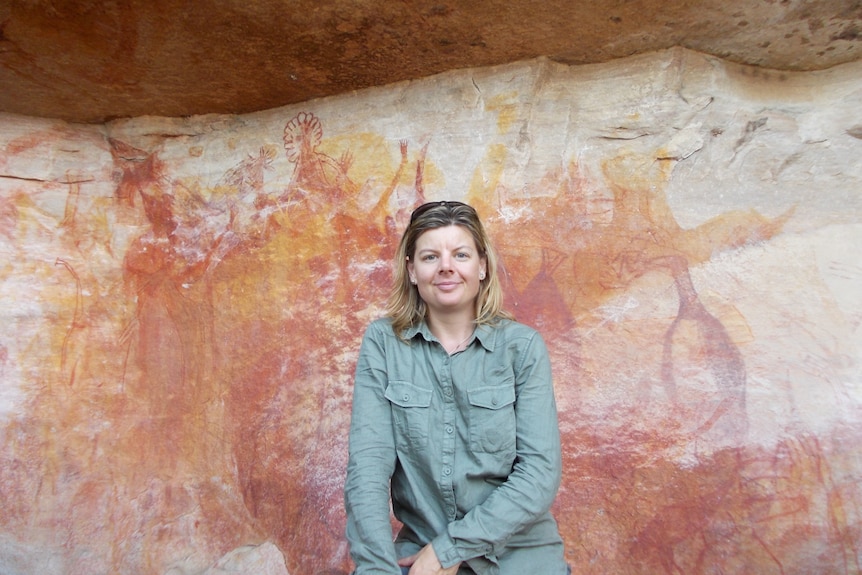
[386,201,512,337]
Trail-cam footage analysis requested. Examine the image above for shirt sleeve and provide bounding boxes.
[344,323,402,575]
[431,329,563,568]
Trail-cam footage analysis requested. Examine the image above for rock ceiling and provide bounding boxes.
[1,0,860,124]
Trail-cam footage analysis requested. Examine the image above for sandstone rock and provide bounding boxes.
[0,48,860,575]
[0,1,860,122]
[194,542,289,575]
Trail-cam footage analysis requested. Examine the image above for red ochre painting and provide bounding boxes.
[0,102,860,575]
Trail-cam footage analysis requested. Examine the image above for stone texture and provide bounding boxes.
[0,0,860,123]
[1,48,861,574]
[195,543,289,575]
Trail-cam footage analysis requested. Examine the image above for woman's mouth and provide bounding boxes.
[435,281,460,291]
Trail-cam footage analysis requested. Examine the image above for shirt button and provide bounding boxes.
[446,426,454,434]
[403,394,410,402]
[491,397,499,405]
[444,388,453,396]
[443,467,452,476]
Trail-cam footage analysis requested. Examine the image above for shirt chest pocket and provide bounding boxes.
[467,379,516,454]
[385,381,432,451]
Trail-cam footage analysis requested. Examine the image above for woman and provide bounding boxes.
[345,201,568,575]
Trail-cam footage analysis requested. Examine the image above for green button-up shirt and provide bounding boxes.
[345,318,567,575]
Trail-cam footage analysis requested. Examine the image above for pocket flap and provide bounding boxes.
[385,381,433,408]
[468,383,515,410]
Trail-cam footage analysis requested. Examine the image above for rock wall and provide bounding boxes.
[0,48,860,575]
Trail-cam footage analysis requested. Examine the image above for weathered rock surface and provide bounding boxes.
[0,0,860,122]
[1,48,861,574]
[195,543,289,575]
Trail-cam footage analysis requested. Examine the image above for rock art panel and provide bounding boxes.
[0,49,860,574]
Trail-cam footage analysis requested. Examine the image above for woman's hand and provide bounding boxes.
[397,543,461,575]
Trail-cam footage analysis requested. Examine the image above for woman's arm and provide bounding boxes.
[344,323,402,574]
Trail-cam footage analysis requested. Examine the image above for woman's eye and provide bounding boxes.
[455,252,469,260]
[422,254,437,262]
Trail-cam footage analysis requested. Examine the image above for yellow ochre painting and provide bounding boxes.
[1,51,861,574]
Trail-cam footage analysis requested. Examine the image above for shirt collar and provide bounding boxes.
[404,320,497,352]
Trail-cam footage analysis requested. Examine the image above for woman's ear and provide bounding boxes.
[406,256,416,284]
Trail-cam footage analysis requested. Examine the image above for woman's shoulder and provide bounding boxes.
[364,317,417,344]
[489,318,545,344]
[364,316,395,336]
[494,317,539,335]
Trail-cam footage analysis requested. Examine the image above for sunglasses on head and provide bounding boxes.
[409,200,474,223]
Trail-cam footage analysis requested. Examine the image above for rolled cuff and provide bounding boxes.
[431,532,497,571]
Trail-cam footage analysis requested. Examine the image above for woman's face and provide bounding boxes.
[408,225,487,319]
